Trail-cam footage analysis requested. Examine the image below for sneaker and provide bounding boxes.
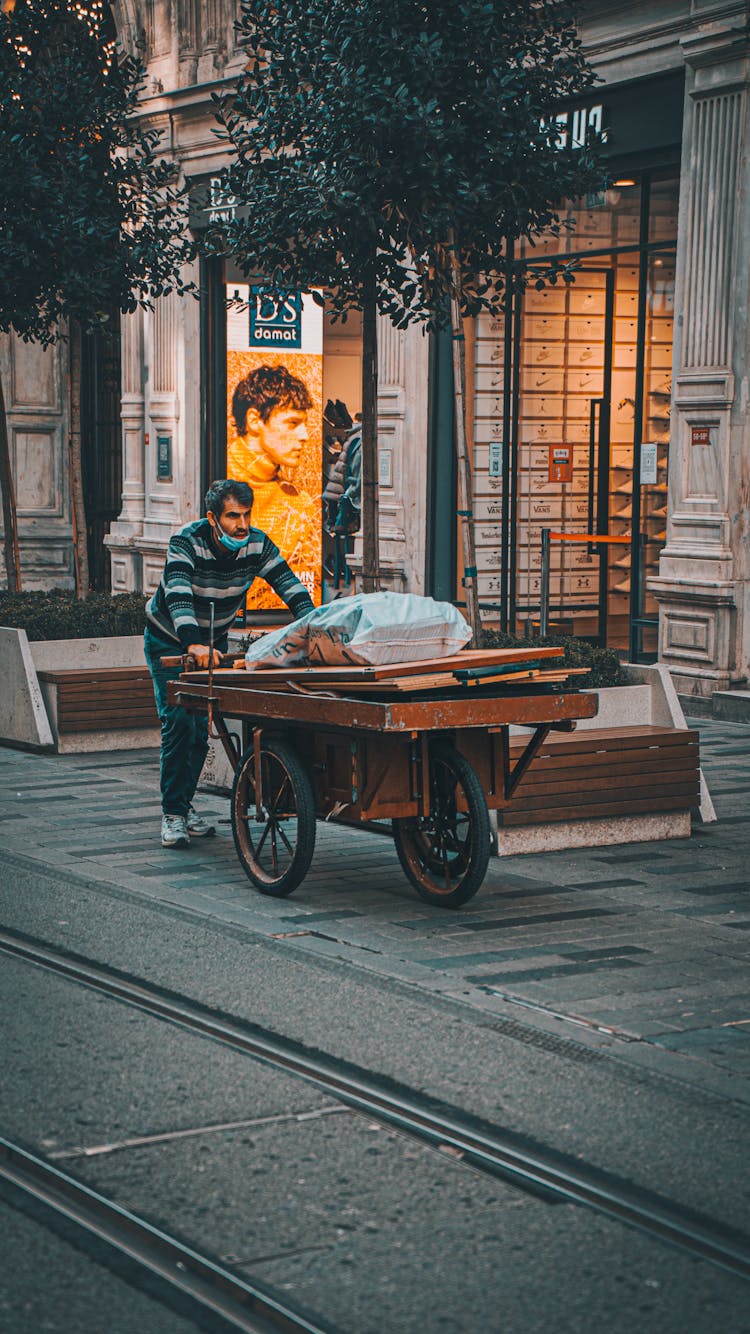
[187,805,216,838]
[161,814,190,848]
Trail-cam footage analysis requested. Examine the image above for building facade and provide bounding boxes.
[3,0,749,701]
[467,0,750,699]
[567,0,750,699]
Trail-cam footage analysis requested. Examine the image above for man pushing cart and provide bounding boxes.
[144,478,314,848]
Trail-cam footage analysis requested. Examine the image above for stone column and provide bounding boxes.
[105,309,146,592]
[650,20,750,696]
[373,314,407,592]
[141,291,184,591]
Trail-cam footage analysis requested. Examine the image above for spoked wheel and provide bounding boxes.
[394,742,491,908]
[231,738,316,896]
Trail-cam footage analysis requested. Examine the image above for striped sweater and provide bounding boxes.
[145,519,314,650]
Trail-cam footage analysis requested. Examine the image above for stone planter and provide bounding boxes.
[495,662,715,855]
[0,626,54,749]
[0,628,159,753]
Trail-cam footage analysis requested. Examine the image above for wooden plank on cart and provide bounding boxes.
[256,664,591,697]
[195,646,565,687]
[330,668,540,693]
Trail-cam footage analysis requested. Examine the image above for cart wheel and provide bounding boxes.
[394,742,491,908]
[231,738,316,896]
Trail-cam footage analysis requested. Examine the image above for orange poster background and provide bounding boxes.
[226,349,323,610]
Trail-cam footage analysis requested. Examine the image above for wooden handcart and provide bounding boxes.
[166,648,598,909]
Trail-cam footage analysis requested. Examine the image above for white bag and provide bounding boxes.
[245,593,471,669]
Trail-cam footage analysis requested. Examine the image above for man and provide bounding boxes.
[144,478,314,848]
[227,363,319,578]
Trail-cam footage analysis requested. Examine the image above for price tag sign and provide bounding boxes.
[488,441,503,477]
[548,444,573,483]
[640,442,658,485]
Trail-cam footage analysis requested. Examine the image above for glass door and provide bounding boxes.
[511,265,615,640]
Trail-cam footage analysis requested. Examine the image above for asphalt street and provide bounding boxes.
[0,716,748,1331]
[1,1199,199,1334]
[2,922,748,1334]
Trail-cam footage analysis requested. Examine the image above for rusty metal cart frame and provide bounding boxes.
[168,672,598,908]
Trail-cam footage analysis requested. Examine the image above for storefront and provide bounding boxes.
[471,72,684,660]
[106,173,430,611]
[107,174,374,611]
[98,0,750,700]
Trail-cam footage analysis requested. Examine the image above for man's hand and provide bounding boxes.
[186,645,223,669]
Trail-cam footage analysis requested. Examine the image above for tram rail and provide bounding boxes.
[0,1136,335,1334]
[1,925,749,1285]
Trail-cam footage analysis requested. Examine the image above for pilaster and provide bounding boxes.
[106,310,146,591]
[137,292,185,591]
[649,20,750,695]
[373,314,407,591]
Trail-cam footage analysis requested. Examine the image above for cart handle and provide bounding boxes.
[159,653,245,669]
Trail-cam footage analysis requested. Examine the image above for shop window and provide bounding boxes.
[219,262,363,614]
[474,172,678,657]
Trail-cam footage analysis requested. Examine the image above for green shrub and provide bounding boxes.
[0,591,148,641]
[481,627,625,689]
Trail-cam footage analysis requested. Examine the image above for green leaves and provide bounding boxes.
[0,589,147,640]
[206,0,603,326]
[0,0,194,343]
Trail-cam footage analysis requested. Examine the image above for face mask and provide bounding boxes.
[215,521,247,553]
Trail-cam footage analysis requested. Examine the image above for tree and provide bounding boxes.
[0,0,192,594]
[213,0,601,632]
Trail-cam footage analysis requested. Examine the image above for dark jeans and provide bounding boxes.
[144,627,209,817]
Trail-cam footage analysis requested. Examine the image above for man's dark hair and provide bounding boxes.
[232,363,313,434]
[205,479,254,518]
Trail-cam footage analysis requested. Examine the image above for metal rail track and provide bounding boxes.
[0,1136,335,1334]
[2,926,749,1284]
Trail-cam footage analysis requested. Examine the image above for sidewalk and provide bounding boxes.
[1,716,748,1103]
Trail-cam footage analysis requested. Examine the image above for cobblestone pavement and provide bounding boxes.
[1,718,748,1104]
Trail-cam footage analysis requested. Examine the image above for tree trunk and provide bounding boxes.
[360,267,380,593]
[68,324,90,598]
[0,370,21,593]
[447,230,481,645]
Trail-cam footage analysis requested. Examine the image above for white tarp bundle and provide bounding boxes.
[244,592,471,669]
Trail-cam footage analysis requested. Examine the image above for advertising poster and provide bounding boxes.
[226,284,323,610]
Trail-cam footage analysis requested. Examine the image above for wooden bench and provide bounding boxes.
[497,725,700,828]
[37,666,159,736]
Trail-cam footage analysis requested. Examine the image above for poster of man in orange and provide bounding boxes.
[226,286,323,610]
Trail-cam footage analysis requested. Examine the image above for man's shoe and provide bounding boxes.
[187,805,216,838]
[161,814,190,848]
